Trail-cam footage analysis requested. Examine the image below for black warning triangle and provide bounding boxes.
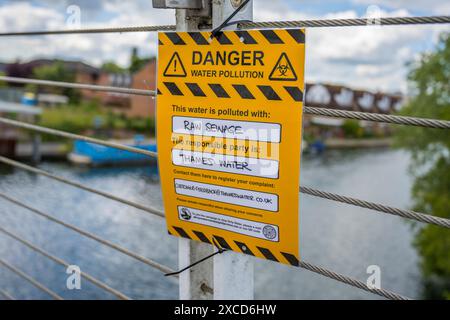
[269,52,297,81]
[163,52,187,77]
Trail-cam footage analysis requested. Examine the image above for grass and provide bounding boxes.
[37,101,155,141]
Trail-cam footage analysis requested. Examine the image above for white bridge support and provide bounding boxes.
[214,249,254,299]
[176,0,255,300]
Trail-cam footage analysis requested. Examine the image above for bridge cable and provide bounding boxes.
[0,192,175,275]
[0,156,164,219]
[0,226,131,300]
[0,259,63,300]
[0,165,414,299]
[300,186,450,228]
[0,15,448,36]
[1,156,448,228]
[296,259,409,300]
[0,289,15,300]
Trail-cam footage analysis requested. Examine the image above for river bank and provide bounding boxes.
[12,138,394,163]
[325,138,392,149]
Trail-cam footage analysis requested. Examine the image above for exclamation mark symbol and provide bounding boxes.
[174,59,177,72]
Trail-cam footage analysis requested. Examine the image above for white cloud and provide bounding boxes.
[353,0,450,15]
[0,1,447,94]
[0,1,174,66]
[253,5,446,93]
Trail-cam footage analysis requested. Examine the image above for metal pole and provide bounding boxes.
[176,4,214,300]
[31,114,41,164]
[212,0,254,300]
[32,133,41,164]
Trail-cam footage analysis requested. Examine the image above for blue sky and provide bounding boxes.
[0,0,449,93]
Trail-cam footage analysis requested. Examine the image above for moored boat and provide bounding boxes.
[68,137,157,166]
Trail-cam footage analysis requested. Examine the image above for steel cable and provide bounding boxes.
[0,156,164,219]
[1,155,448,228]
[1,77,449,129]
[0,164,415,299]
[0,76,155,96]
[300,186,450,228]
[0,160,434,299]
[304,106,450,129]
[297,260,409,300]
[0,16,448,36]
[0,226,131,300]
[0,192,174,275]
[0,118,157,158]
[242,15,450,29]
[0,259,63,300]
[0,289,15,300]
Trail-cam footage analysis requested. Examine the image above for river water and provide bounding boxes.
[0,148,422,299]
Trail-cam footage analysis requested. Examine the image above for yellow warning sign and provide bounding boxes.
[157,29,306,266]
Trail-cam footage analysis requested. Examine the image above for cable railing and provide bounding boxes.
[0,156,163,218]
[0,15,448,37]
[0,193,174,275]
[1,13,449,301]
[1,154,448,228]
[300,186,450,228]
[0,226,131,300]
[1,81,450,299]
[0,154,418,299]
[0,150,448,300]
[0,259,63,300]
[0,192,409,300]
[0,289,15,300]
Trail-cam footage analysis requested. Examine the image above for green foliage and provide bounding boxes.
[38,102,155,140]
[127,116,155,134]
[39,101,102,135]
[32,61,80,103]
[395,33,450,299]
[0,71,6,87]
[129,47,152,73]
[342,119,364,138]
[101,61,125,73]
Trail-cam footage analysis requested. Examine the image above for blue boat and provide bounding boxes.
[68,136,157,166]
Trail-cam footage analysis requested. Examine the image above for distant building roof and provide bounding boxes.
[4,58,100,79]
[24,59,100,74]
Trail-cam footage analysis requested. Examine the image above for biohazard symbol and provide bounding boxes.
[269,52,297,81]
[163,52,187,77]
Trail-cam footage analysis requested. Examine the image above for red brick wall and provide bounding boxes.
[76,73,130,111]
[130,60,157,118]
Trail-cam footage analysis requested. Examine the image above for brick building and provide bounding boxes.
[129,58,157,118]
[3,58,404,120]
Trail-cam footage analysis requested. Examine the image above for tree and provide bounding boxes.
[101,61,125,73]
[33,61,80,103]
[0,71,6,87]
[129,47,151,73]
[395,33,450,299]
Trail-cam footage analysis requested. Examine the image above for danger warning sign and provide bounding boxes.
[157,29,306,266]
[163,52,187,77]
[269,52,297,81]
